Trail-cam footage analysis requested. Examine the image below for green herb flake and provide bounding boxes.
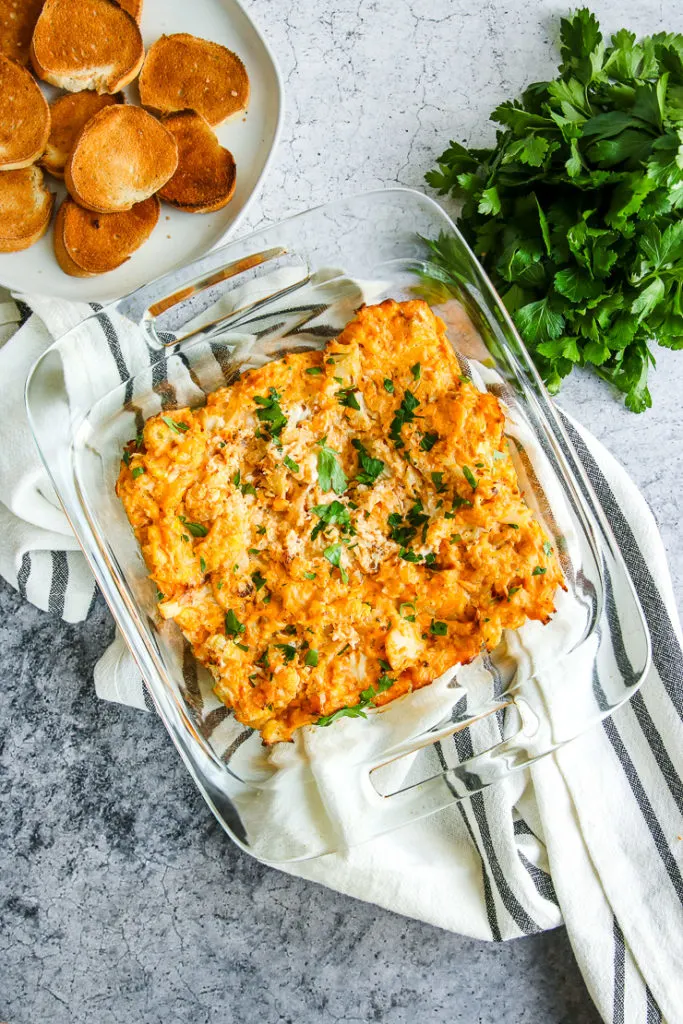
[420,432,439,452]
[178,515,208,537]
[275,643,297,664]
[131,466,145,479]
[462,465,478,491]
[431,471,446,493]
[336,387,361,411]
[305,649,319,667]
[389,390,420,448]
[399,601,416,622]
[411,363,422,380]
[508,523,520,530]
[311,500,352,540]
[224,610,245,638]
[383,378,395,394]
[162,415,189,434]
[283,455,300,473]
[316,438,347,494]
[323,542,348,583]
[254,387,287,441]
[305,366,323,375]
[199,557,207,573]
[251,571,267,591]
[532,566,547,576]
[256,525,267,535]
[303,571,317,580]
[430,620,448,636]
[234,642,250,653]
[352,439,384,485]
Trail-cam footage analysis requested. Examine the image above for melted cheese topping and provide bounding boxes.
[117,299,564,743]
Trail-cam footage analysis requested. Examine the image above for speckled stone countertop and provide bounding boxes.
[2,1,682,1021]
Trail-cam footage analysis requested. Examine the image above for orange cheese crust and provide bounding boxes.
[117,300,564,743]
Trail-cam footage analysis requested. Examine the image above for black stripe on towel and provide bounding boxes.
[93,306,134,404]
[17,552,31,600]
[612,916,625,1024]
[435,737,502,941]
[563,418,683,721]
[450,700,542,935]
[603,716,683,905]
[48,551,68,618]
[15,299,33,327]
[517,850,558,907]
[630,690,683,816]
[645,985,662,1024]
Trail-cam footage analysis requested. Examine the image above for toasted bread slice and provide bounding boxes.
[41,91,123,178]
[0,54,50,169]
[65,105,177,212]
[139,33,249,126]
[54,194,159,276]
[0,165,54,251]
[31,0,144,94]
[0,0,44,65]
[158,110,236,213]
[115,0,141,22]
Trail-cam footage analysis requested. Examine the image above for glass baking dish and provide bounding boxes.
[26,188,651,863]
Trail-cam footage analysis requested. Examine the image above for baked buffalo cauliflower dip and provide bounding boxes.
[117,299,564,743]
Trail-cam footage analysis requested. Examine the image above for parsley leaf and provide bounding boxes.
[310,500,352,540]
[351,439,384,485]
[283,456,300,473]
[424,8,683,411]
[162,415,189,434]
[389,390,420,448]
[316,675,395,727]
[420,432,439,452]
[131,466,145,479]
[305,649,319,667]
[254,388,287,441]
[224,610,245,638]
[323,543,349,583]
[336,387,361,410]
[383,378,395,394]
[316,438,347,494]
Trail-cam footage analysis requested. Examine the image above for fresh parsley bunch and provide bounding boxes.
[426,9,683,411]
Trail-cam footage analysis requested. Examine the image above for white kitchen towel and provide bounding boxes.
[1,292,682,1024]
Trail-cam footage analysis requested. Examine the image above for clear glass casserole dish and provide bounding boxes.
[26,188,651,863]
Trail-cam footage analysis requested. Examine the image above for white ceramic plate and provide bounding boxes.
[0,0,283,302]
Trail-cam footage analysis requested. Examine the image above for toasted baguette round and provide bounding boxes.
[65,105,177,212]
[0,165,54,251]
[41,91,124,179]
[115,0,142,22]
[139,33,249,126]
[0,54,50,169]
[31,0,144,94]
[0,0,44,65]
[54,194,159,276]
[158,110,236,213]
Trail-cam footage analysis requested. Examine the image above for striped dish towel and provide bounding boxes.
[2,292,682,1024]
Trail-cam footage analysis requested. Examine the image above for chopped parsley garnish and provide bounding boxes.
[162,415,189,434]
[411,363,421,380]
[310,500,352,540]
[283,456,300,473]
[131,466,145,479]
[337,643,351,656]
[532,566,547,576]
[199,557,206,573]
[452,494,473,509]
[543,540,553,556]
[399,548,422,563]
[324,543,348,583]
[400,601,416,622]
[234,642,249,653]
[316,438,347,494]
[303,571,317,580]
[275,643,297,663]
[254,387,287,442]
[508,586,521,598]
[282,624,297,636]
[507,523,519,530]
[256,525,267,535]
[383,378,395,394]
[424,552,438,568]
[430,620,448,636]
[462,465,478,491]
[240,482,257,497]
[450,533,462,543]
[224,610,245,639]
[305,649,319,667]
[251,571,266,591]
[352,439,384,485]
[178,516,208,537]
[336,387,361,410]
[122,450,131,466]
[233,470,241,486]
[156,589,164,601]
[317,675,395,727]
[420,432,439,452]
[305,366,323,375]
[431,471,446,493]
[389,390,420,448]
